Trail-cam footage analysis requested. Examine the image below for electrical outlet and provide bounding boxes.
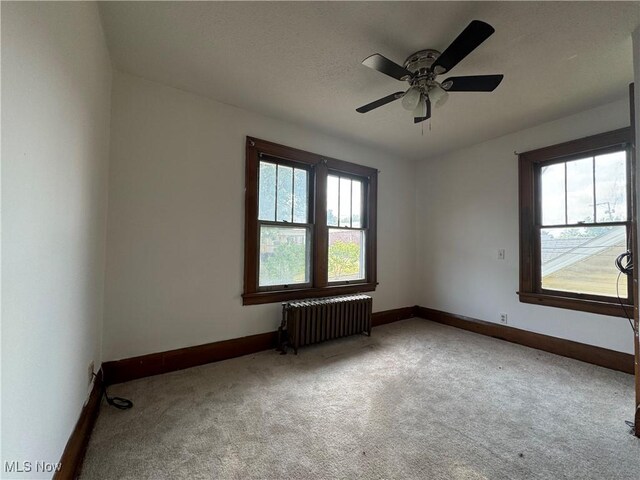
[88,361,95,385]
[498,249,505,260]
[500,313,508,324]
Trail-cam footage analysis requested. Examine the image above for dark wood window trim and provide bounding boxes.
[243,137,378,305]
[518,127,634,318]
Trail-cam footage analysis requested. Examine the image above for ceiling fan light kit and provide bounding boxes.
[428,85,448,107]
[356,20,504,124]
[401,86,421,111]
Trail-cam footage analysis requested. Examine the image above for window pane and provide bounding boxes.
[352,180,362,228]
[595,151,626,222]
[328,229,365,282]
[276,165,293,222]
[540,225,627,298]
[293,168,308,224]
[259,226,309,287]
[541,163,565,226]
[327,175,339,226]
[258,161,276,221]
[566,157,594,224]
[339,177,351,227]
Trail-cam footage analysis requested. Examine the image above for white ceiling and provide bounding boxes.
[98,1,640,161]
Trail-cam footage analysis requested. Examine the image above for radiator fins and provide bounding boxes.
[279,294,372,354]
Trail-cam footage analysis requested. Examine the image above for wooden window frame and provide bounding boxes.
[518,127,634,317]
[243,137,378,305]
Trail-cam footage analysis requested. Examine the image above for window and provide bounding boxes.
[243,137,377,305]
[327,174,366,283]
[518,128,633,317]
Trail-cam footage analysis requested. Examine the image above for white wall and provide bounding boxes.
[103,72,416,361]
[1,3,112,477]
[416,98,634,353]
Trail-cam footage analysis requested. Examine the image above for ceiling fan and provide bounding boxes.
[356,20,504,123]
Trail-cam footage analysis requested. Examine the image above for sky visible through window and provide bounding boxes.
[327,175,362,228]
[541,151,626,234]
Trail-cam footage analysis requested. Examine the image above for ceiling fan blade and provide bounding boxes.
[442,74,504,92]
[356,91,404,113]
[414,97,431,123]
[432,20,495,75]
[362,54,412,81]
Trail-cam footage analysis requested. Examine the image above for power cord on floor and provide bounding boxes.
[625,405,638,435]
[92,372,133,410]
[616,271,636,334]
[624,420,635,435]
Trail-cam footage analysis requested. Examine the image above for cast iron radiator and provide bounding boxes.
[278,294,372,354]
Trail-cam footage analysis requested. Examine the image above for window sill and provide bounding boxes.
[243,283,377,305]
[517,291,632,318]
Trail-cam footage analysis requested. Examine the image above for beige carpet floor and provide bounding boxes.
[81,319,639,479]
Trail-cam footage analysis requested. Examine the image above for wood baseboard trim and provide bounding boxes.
[372,306,415,327]
[103,307,413,385]
[415,306,634,374]
[103,331,278,385]
[103,305,632,384]
[53,370,103,480]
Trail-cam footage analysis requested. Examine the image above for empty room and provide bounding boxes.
[2,1,640,479]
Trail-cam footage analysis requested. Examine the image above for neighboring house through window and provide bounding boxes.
[518,128,633,317]
[243,137,377,305]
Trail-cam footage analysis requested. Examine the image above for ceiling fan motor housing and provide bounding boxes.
[404,49,441,78]
[403,49,444,94]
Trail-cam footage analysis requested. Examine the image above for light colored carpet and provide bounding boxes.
[81,319,639,479]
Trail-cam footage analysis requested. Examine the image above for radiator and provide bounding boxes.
[278,294,372,354]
